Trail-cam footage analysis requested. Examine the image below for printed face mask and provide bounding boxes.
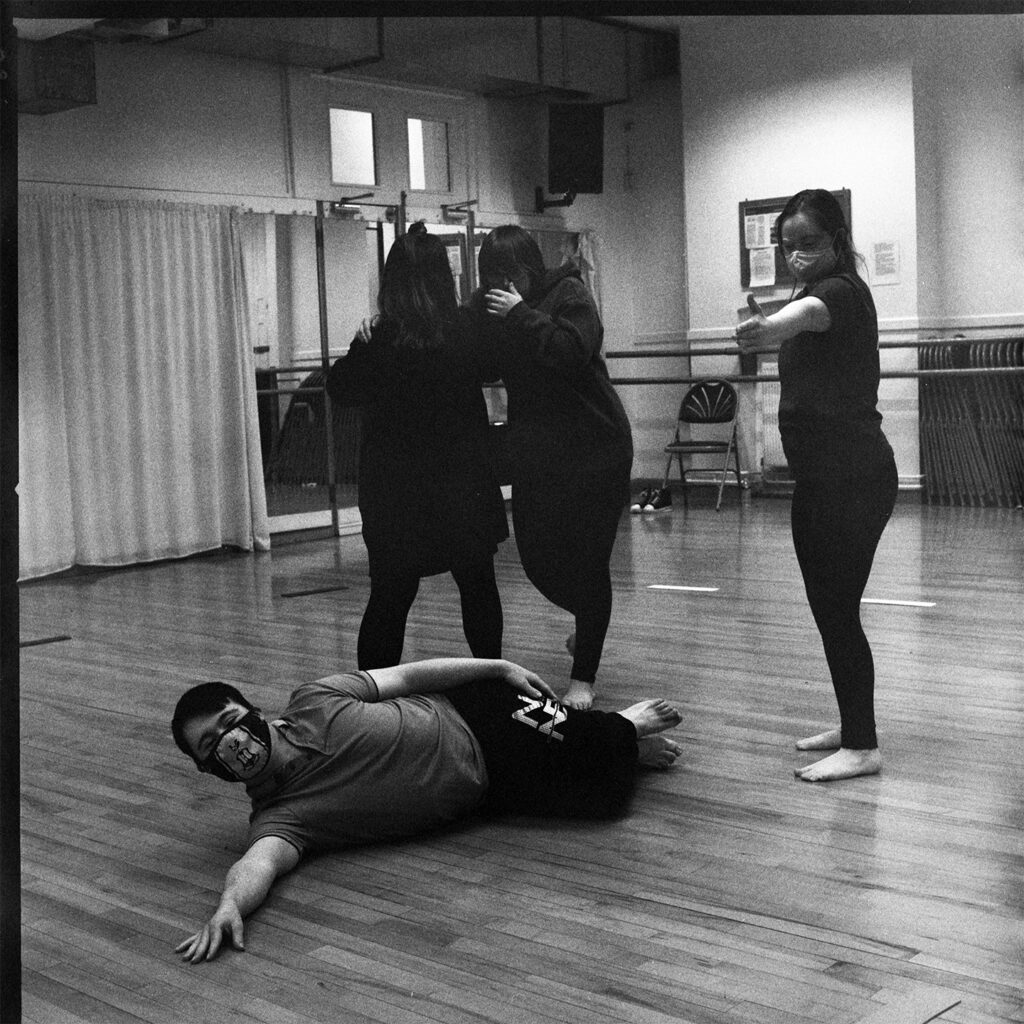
[200,709,271,783]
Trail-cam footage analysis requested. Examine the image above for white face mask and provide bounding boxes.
[785,237,837,281]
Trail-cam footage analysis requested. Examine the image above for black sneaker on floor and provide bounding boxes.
[643,487,672,513]
[630,487,653,514]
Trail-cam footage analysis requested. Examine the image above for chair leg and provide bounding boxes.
[716,433,736,511]
[662,454,674,490]
[733,430,744,490]
[678,455,688,508]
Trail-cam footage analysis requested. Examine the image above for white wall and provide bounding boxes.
[16,28,683,488]
[20,42,289,200]
[19,15,1023,494]
[679,16,921,485]
[565,75,688,481]
[910,16,1024,331]
[679,16,919,333]
[674,13,1024,488]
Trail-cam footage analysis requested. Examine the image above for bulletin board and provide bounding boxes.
[739,189,851,289]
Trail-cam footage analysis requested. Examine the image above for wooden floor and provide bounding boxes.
[17,495,1024,1024]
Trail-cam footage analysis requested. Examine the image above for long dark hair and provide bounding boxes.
[377,222,459,349]
[775,189,864,278]
[477,225,547,298]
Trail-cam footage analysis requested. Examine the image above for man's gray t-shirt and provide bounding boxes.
[245,672,488,854]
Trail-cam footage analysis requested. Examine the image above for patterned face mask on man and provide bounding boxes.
[201,709,272,782]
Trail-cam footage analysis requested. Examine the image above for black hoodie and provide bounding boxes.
[474,262,633,487]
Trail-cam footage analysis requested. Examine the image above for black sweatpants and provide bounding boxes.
[790,461,898,749]
[512,465,629,684]
[357,558,503,670]
[445,680,639,819]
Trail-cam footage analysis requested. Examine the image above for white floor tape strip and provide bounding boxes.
[647,585,720,593]
[853,984,962,1024]
[861,598,936,607]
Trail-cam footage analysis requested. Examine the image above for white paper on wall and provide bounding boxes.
[744,213,774,249]
[871,240,900,285]
[748,247,777,288]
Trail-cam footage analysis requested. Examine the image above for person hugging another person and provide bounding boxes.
[735,189,898,782]
[327,222,508,670]
[471,226,634,711]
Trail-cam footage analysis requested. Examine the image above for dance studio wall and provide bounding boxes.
[561,74,689,482]
[909,15,1024,332]
[17,28,687,485]
[676,14,1024,486]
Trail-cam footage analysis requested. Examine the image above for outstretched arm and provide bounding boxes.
[175,835,301,964]
[735,293,831,352]
[367,658,558,704]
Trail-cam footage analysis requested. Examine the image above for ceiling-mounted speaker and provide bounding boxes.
[17,35,96,115]
[548,103,604,196]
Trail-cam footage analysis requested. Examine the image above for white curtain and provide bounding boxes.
[18,192,269,580]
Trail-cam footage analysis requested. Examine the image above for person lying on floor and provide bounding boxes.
[171,656,683,963]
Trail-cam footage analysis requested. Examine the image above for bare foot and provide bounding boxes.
[795,727,842,751]
[638,736,682,769]
[618,699,682,738]
[795,747,881,782]
[562,679,594,710]
[565,632,576,657]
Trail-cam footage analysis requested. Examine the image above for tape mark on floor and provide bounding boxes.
[648,585,720,593]
[20,635,72,648]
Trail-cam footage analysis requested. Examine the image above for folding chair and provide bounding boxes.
[662,379,742,511]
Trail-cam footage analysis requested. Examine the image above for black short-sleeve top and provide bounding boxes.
[777,273,894,481]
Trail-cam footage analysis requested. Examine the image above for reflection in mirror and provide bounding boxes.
[330,107,376,185]
[408,118,450,192]
[244,214,377,520]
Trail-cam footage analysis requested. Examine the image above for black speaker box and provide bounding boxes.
[548,103,604,195]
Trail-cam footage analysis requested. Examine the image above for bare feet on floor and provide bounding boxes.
[618,699,682,738]
[795,727,842,751]
[638,735,682,769]
[795,747,881,782]
[562,679,594,710]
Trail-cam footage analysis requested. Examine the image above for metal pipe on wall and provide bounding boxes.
[314,201,339,536]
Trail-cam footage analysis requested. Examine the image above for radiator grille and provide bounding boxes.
[758,362,788,472]
[919,339,1024,507]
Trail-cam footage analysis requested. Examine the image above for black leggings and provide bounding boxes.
[445,680,639,819]
[357,558,503,670]
[513,482,626,684]
[790,462,898,749]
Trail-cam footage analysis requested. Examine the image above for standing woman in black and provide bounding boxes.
[736,189,898,782]
[327,224,508,669]
[473,226,633,711]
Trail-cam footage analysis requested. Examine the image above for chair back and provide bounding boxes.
[678,379,737,424]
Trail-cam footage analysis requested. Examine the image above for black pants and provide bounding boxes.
[790,461,898,749]
[512,469,628,683]
[357,558,503,670]
[445,680,639,819]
